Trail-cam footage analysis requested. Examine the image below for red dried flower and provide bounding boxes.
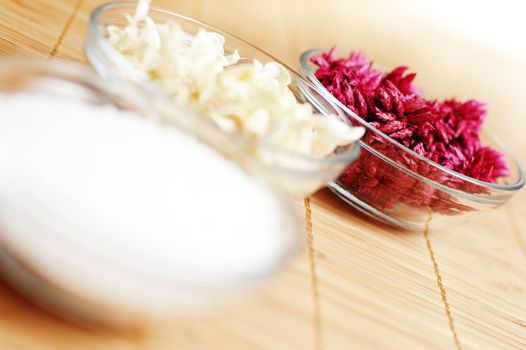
[312,47,509,214]
[313,47,382,118]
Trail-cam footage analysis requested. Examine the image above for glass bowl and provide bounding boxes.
[85,2,362,198]
[0,58,301,326]
[299,49,524,231]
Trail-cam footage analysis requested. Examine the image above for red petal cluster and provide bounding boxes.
[312,47,509,214]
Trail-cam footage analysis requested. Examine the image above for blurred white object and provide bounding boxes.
[0,60,299,325]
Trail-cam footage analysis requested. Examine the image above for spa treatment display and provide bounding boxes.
[309,47,510,215]
[105,0,364,159]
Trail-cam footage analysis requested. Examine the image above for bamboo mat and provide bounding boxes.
[0,1,525,349]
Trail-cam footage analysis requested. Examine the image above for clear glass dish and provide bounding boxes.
[0,58,301,326]
[299,49,524,231]
[85,2,361,198]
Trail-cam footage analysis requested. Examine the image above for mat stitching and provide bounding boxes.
[304,197,324,350]
[423,216,462,350]
[49,0,84,58]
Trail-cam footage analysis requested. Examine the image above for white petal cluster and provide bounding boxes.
[107,0,364,157]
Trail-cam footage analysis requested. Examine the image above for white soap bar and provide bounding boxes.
[0,92,294,315]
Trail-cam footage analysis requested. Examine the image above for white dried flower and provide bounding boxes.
[106,0,364,157]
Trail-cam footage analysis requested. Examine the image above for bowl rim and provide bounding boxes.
[87,1,363,165]
[300,48,525,193]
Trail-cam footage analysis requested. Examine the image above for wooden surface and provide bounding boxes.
[1,0,525,349]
